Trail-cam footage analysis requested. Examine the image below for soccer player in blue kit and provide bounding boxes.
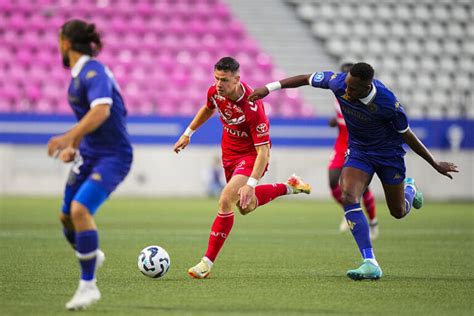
[249,62,458,280]
[47,20,133,309]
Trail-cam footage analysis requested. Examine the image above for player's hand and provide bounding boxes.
[238,185,255,210]
[59,146,76,163]
[328,117,337,127]
[173,135,190,154]
[47,134,72,158]
[248,87,269,102]
[433,161,459,179]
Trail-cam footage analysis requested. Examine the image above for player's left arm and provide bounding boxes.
[238,144,270,209]
[402,129,459,179]
[48,68,112,162]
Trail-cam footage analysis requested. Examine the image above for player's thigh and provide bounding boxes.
[62,154,94,216]
[219,174,248,211]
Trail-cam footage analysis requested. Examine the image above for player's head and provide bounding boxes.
[344,62,374,101]
[59,19,102,68]
[340,62,354,73]
[214,57,240,97]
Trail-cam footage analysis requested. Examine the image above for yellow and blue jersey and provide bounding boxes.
[67,55,132,157]
[309,71,409,153]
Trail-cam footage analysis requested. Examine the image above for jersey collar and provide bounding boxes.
[359,83,377,105]
[71,55,91,78]
[234,83,246,103]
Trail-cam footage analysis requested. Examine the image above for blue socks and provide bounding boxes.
[404,185,416,215]
[76,230,99,281]
[344,203,374,260]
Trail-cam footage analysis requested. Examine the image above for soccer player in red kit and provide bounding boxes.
[330,63,378,239]
[174,57,311,279]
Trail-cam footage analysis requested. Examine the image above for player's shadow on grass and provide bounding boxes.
[98,304,363,315]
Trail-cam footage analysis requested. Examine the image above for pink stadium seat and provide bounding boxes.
[0,0,307,117]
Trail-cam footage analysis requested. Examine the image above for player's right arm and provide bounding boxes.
[248,74,311,102]
[173,105,215,153]
[248,71,335,102]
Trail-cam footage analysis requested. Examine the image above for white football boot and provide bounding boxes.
[65,280,101,310]
[188,257,213,279]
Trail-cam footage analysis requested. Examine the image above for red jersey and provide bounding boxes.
[334,100,348,153]
[206,82,270,162]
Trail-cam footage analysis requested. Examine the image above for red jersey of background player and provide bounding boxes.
[206,81,270,162]
[329,100,349,169]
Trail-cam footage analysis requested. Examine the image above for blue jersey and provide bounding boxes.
[309,71,409,153]
[67,55,132,157]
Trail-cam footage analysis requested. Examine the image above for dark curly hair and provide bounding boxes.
[60,19,102,56]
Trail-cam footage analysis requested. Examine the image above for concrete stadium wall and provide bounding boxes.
[0,145,472,201]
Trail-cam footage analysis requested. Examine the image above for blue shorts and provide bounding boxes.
[62,152,132,215]
[344,148,406,185]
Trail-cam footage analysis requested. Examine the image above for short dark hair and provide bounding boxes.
[340,62,354,72]
[60,19,102,56]
[214,57,240,73]
[350,62,374,81]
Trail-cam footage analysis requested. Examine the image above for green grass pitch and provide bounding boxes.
[0,196,473,315]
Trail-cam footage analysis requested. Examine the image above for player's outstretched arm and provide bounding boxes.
[402,128,459,179]
[248,74,312,102]
[47,104,111,162]
[173,105,215,154]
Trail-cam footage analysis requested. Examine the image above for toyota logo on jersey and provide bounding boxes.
[256,123,268,133]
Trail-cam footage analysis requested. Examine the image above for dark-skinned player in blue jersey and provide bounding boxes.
[248,62,458,280]
[47,20,133,309]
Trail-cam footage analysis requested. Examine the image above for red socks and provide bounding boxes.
[255,183,288,207]
[330,185,343,205]
[204,212,234,262]
[362,189,376,221]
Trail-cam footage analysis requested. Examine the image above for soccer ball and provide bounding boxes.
[137,245,171,278]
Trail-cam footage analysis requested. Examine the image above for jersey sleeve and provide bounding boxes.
[248,100,270,147]
[381,90,409,133]
[308,71,335,90]
[84,67,113,108]
[206,86,216,109]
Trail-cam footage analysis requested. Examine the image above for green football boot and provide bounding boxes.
[346,259,383,281]
[404,177,424,209]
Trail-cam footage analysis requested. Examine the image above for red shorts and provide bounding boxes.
[328,149,346,170]
[223,155,268,183]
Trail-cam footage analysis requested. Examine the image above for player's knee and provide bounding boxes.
[237,205,252,215]
[341,191,358,205]
[218,195,234,212]
[70,202,91,223]
[389,205,406,219]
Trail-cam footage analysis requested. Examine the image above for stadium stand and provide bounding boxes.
[287,0,473,118]
[0,0,312,117]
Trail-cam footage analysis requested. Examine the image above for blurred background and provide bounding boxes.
[0,0,472,200]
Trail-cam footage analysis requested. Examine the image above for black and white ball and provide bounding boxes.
[138,245,170,278]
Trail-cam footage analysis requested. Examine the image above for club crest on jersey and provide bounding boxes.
[224,126,248,137]
[367,102,378,113]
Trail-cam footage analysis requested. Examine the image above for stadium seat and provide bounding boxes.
[286,0,472,118]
